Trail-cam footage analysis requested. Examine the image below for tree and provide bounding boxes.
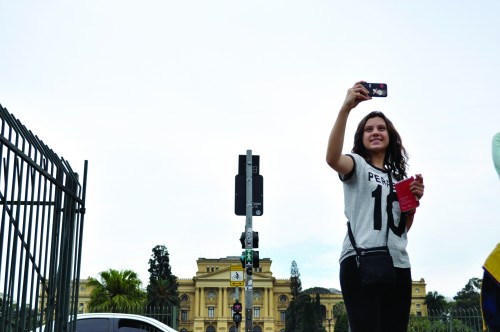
[332,302,346,320]
[285,296,298,332]
[148,245,175,281]
[147,278,179,307]
[147,245,180,307]
[300,298,316,332]
[453,277,481,310]
[407,313,432,332]
[425,291,448,313]
[314,293,326,331]
[290,260,302,301]
[333,312,348,332]
[332,302,348,332]
[88,269,146,312]
[286,262,326,332]
[286,293,325,332]
[301,296,326,332]
[0,293,38,331]
[302,287,331,295]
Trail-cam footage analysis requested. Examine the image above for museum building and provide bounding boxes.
[176,256,427,332]
[74,256,427,331]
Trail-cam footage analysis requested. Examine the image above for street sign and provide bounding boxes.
[234,155,264,216]
[230,266,244,286]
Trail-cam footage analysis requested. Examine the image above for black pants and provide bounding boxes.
[340,255,412,332]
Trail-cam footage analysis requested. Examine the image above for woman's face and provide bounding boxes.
[363,116,389,154]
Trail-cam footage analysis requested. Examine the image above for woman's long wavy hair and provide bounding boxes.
[352,111,409,181]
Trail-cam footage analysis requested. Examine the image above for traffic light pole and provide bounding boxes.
[244,150,253,332]
[235,287,241,332]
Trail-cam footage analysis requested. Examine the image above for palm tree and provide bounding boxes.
[424,291,448,314]
[88,269,146,312]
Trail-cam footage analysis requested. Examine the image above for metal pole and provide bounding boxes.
[244,150,253,332]
[235,287,240,332]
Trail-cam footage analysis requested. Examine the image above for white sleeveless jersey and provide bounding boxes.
[339,153,410,268]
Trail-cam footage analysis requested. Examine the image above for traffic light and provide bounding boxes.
[240,249,260,274]
[240,252,245,269]
[232,302,242,327]
[252,250,260,268]
[239,231,259,249]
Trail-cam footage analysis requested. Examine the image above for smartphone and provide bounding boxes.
[361,82,388,97]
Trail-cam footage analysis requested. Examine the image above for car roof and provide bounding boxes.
[77,313,178,332]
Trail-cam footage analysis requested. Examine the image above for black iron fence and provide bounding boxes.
[408,308,487,332]
[0,104,88,331]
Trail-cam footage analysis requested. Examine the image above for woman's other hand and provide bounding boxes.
[411,174,424,200]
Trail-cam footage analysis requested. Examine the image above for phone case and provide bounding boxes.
[394,176,418,212]
[362,83,388,97]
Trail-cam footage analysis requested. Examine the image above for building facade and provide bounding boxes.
[176,256,428,332]
[74,256,427,331]
[177,257,293,332]
[74,279,93,314]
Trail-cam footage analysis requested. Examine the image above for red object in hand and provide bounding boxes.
[394,177,419,212]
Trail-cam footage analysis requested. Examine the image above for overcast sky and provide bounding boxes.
[1,1,499,299]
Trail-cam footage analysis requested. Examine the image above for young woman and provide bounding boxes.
[326,81,425,332]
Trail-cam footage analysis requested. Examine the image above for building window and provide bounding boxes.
[279,295,288,304]
[208,306,215,318]
[206,266,210,272]
[280,310,286,322]
[253,326,262,332]
[207,290,217,300]
[416,303,421,309]
[254,307,260,318]
[416,311,422,317]
[181,310,188,322]
[206,326,216,332]
[415,288,420,293]
[181,294,189,302]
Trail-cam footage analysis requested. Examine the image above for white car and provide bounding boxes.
[36,312,178,332]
